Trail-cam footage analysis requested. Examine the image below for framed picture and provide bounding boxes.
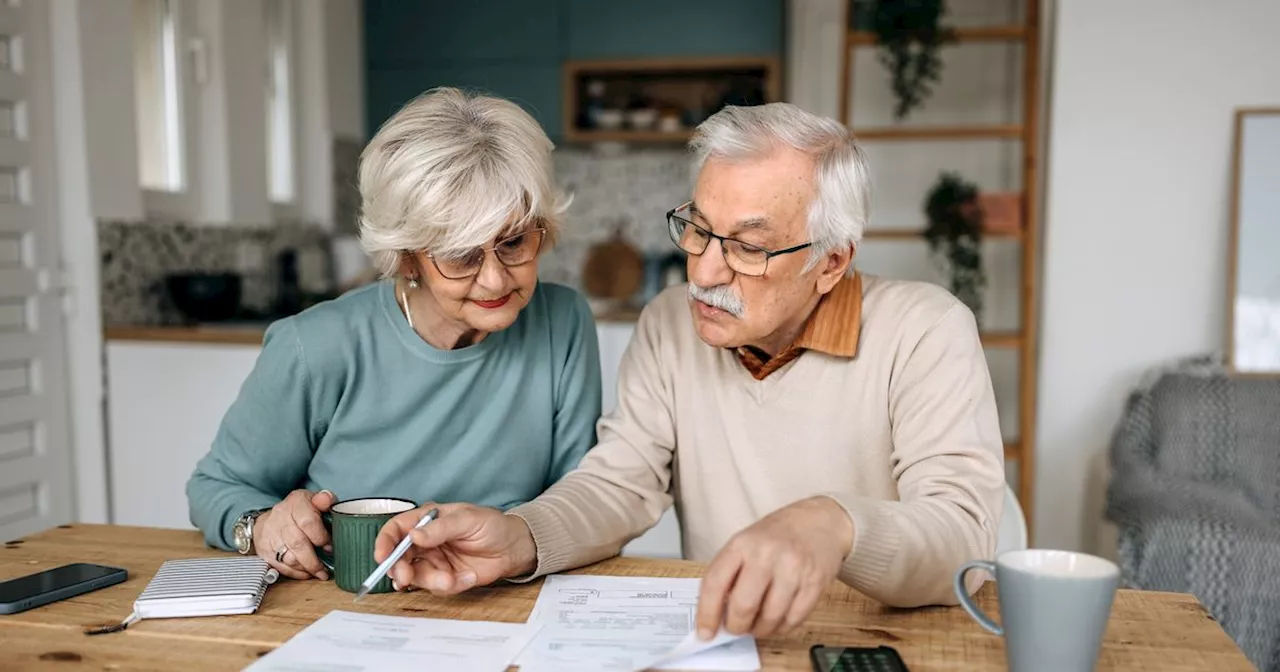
[1226,108,1280,376]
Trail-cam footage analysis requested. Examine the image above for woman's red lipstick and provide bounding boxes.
[472,294,511,309]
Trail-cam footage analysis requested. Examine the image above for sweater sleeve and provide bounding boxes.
[819,303,1005,608]
[185,318,320,550]
[546,291,603,484]
[505,297,677,578]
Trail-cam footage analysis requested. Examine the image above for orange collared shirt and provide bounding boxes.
[736,272,862,380]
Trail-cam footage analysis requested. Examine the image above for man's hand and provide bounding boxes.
[374,503,537,596]
[253,489,336,581]
[695,496,853,640]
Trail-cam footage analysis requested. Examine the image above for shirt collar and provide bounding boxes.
[792,271,862,358]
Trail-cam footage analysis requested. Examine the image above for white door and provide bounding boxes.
[0,0,74,542]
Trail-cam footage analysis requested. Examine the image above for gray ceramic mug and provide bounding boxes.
[954,549,1120,672]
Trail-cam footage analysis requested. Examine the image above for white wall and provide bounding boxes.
[325,0,366,140]
[72,0,145,222]
[48,0,366,523]
[788,0,1027,494]
[297,0,366,230]
[1035,0,1280,552]
[195,1,270,224]
[49,0,143,525]
[58,0,363,228]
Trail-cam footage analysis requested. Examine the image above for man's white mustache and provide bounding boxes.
[688,283,745,318]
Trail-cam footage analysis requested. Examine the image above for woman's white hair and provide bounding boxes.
[358,87,569,278]
[688,102,871,276]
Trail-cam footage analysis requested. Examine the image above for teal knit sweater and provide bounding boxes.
[186,279,602,550]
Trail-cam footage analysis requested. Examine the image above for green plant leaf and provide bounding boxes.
[922,171,987,322]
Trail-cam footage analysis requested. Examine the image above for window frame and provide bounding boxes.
[265,0,300,221]
[134,0,198,220]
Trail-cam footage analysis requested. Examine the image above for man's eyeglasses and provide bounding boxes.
[426,227,546,280]
[666,203,811,277]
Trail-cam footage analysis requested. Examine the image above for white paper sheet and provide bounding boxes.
[244,610,539,672]
[515,575,761,672]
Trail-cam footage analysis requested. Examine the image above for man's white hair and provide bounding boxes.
[358,87,569,278]
[689,102,871,276]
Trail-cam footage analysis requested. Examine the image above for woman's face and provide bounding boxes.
[410,225,545,336]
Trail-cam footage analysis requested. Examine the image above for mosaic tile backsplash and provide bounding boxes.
[538,148,693,290]
[98,220,333,326]
[98,147,696,325]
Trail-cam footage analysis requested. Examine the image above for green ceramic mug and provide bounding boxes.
[316,497,417,594]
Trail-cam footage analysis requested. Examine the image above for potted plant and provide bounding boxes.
[923,171,986,323]
[978,191,1023,235]
[865,0,955,120]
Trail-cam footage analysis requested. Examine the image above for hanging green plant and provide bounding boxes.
[923,171,986,323]
[869,0,954,120]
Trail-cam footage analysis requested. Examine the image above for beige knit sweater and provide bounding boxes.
[508,274,1005,607]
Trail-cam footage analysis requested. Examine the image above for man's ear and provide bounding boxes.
[815,244,854,294]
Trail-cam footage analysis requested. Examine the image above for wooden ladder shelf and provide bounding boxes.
[838,0,1042,542]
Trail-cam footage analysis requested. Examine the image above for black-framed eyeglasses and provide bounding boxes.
[665,202,811,277]
[426,227,546,280]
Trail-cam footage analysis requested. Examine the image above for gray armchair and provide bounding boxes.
[1106,355,1280,671]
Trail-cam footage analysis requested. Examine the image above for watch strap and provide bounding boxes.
[237,507,271,554]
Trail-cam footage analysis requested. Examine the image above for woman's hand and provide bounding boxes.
[374,502,537,595]
[253,489,336,580]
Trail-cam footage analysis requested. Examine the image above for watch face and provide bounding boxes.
[234,520,251,553]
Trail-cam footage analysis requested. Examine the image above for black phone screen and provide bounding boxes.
[811,645,908,672]
[0,563,123,603]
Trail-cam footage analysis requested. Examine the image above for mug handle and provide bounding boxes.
[316,511,335,574]
[954,560,1003,636]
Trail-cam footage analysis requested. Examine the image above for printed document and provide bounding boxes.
[245,610,539,672]
[515,574,761,672]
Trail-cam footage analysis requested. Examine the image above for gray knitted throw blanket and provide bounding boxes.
[1105,355,1280,671]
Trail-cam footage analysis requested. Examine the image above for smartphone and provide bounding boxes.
[810,644,909,672]
[0,562,128,615]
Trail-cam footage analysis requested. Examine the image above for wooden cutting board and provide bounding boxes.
[581,230,644,300]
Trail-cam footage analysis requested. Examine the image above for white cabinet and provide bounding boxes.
[106,342,262,530]
[105,322,683,557]
[598,322,683,559]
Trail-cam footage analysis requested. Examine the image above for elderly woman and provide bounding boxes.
[186,88,601,581]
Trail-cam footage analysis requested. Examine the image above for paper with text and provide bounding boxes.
[515,575,761,672]
[244,610,539,672]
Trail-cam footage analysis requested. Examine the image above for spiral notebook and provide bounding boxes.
[88,556,278,634]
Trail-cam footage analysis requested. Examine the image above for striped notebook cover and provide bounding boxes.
[134,556,278,619]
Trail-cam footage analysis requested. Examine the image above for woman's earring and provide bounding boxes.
[402,276,418,330]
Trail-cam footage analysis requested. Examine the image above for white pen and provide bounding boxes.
[353,507,439,603]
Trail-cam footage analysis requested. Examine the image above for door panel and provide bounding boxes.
[0,0,74,542]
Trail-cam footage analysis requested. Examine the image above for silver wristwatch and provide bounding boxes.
[232,508,270,555]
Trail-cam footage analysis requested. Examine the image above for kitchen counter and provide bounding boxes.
[103,319,648,535]
[104,307,644,345]
[104,324,269,345]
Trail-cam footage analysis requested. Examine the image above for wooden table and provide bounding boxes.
[0,525,1254,671]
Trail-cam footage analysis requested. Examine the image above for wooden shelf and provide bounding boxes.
[564,129,692,144]
[562,55,781,145]
[853,124,1024,141]
[840,2,1042,542]
[863,227,1023,240]
[980,331,1022,348]
[849,25,1027,46]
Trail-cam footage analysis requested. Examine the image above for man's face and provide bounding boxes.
[685,147,835,353]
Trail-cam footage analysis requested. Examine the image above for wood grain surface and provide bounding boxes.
[0,525,1255,671]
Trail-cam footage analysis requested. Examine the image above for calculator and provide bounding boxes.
[809,644,909,672]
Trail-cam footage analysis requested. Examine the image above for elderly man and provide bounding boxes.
[376,102,1005,639]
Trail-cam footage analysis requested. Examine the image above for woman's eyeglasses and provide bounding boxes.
[666,203,811,277]
[426,227,546,280]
